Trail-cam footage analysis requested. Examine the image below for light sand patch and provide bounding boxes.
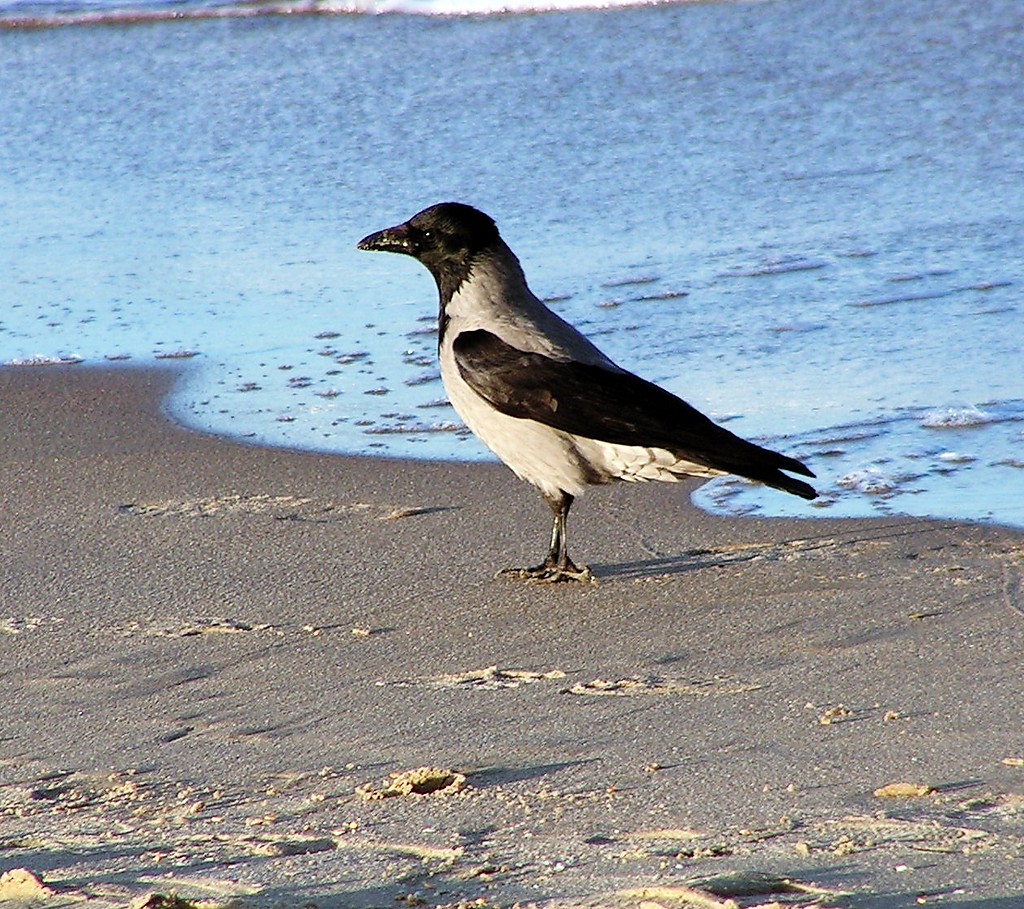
[388,665,567,690]
[139,617,278,637]
[107,617,278,639]
[602,819,799,862]
[15,771,149,813]
[117,495,447,522]
[817,704,853,725]
[566,676,763,697]
[872,782,934,799]
[245,835,336,857]
[118,494,318,517]
[617,871,849,909]
[356,766,467,800]
[380,505,457,520]
[627,828,704,842]
[591,807,1008,866]
[1,617,63,635]
[0,868,57,901]
[818,812,995,858]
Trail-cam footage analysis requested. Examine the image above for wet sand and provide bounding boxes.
[2,364,1023,908]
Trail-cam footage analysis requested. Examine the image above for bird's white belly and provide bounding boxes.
[442,361,592,499]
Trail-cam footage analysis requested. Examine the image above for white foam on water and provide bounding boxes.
[694,401,1024,526]
[921,406,996,430]
[0,0,694,27]
[837,467,899,496]
[4,354,85,367]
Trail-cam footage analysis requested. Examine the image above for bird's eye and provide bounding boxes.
[421,229,434,241]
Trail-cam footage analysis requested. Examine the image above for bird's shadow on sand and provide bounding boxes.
[594,550,750,580]
[591,518,945,582]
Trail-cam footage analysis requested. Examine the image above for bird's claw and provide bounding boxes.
[496,562,595,585]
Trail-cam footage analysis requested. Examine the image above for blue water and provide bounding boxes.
[2,0,1023,527]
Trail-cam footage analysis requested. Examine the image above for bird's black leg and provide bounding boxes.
[498,491,594,583]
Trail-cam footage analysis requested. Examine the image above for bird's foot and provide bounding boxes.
[496,559,595,585]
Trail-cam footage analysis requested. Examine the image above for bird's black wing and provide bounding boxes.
[452,329,816,499]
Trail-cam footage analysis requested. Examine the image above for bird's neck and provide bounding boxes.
[436,242,528,347]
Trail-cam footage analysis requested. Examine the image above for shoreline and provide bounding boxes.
[2,363,1023,907]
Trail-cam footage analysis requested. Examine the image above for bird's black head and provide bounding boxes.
[357,202,500,301]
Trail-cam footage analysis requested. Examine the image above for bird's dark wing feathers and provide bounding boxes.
[453,329,816,500]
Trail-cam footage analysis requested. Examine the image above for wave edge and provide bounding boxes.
[0,0,692,29]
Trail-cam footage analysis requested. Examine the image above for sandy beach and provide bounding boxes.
[2,364,1023,908]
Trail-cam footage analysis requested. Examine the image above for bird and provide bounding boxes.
[357,202,816,582]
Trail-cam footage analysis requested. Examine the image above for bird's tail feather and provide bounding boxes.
[732,451,818,500]
[706,440,818,500]
[759,470,818,501]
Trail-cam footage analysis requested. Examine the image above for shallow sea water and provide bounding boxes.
[1,0,1022,526]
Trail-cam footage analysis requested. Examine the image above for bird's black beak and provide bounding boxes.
[356,222,414,256]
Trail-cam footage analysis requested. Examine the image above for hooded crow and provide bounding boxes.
[357,202,816,582]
